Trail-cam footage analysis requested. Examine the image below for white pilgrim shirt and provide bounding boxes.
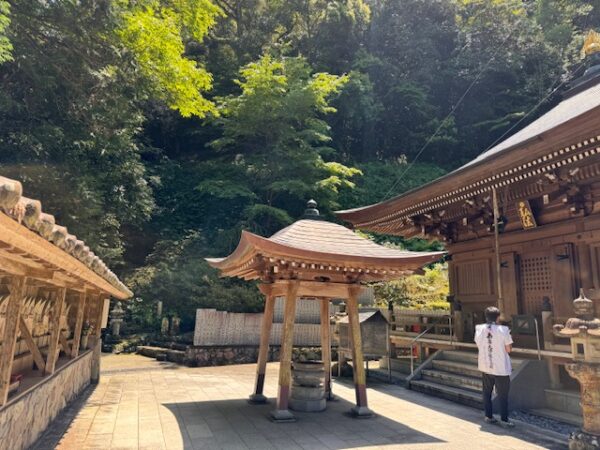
[474,323,513,376]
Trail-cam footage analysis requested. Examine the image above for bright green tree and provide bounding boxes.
[116,0,223,117]
[0,1,11,63]
[209,55,359,234]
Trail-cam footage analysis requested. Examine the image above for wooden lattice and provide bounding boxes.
[519,253,552,315]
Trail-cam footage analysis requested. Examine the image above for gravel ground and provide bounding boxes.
[512,410,578,436]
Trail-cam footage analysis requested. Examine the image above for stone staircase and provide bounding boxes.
[407,350,583,427]
[409,350,525,409]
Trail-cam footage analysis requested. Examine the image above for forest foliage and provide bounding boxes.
[0,0,598,330]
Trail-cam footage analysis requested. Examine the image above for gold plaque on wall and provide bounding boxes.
[517,199,537,229]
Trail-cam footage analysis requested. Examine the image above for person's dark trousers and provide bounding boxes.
[482,373,510,421]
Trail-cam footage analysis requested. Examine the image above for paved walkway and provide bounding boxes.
[33,354,566,450]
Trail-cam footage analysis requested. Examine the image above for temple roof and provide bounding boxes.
[336,76,600,232]
[0,175,132,299]
[207,215,443,282]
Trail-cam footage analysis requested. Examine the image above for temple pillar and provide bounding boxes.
[0,276,27,405]
[271,281,298,422]
[320,297,332,400]
[346,284,373,417]
[249,286,275,404]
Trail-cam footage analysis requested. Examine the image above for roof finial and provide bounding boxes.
[303,199,322,220]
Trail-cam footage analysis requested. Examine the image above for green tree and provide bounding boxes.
[209,55,359,233]
[0,1,11,63]
[373,264,449,310]
[116,0,223,117]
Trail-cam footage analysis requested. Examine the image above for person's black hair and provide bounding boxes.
[485,306,501,324]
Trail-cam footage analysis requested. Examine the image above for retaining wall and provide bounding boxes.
[0,350,93,450]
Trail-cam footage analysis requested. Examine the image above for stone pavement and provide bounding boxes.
[32,354,566,450]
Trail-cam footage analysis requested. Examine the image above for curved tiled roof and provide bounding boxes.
[336,77,600,227]
[0,175,132,298]
[207,218,444,279]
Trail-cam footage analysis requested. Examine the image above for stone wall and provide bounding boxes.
[0,350,93,450]
[182,345,338,367]
[184,345,275,367]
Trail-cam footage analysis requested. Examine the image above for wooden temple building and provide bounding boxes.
[207,201,442,421]
[336,33,600,396]
[0,175,131,449]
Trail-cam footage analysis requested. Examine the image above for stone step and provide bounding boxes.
[441,350,526,368]
[379,357,412,374]
[410,379,482,408]
[368,368,409,385]
[441,350,479,364]
[432,360,482,378]
[528,408,583,427]
[544,388,582,417]
[421,369,482,391]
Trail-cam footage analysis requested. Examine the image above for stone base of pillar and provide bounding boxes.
[270,409,296,423]
[247,393,268,404]
[349,406,374,418]
[569,430,600,450]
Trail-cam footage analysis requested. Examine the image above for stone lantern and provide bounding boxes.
[109,302,125,337]
[554,289,600,450]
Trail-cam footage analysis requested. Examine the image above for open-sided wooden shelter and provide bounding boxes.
[336,33,600,388]
[207,201,443,421]
[0,175,131,449]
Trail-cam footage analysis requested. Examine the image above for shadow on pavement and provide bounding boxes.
[30,383,99,450]
[352,377,568,450]
[162,395,444,449]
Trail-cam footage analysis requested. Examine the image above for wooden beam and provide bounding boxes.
[71,291,87,358]
[90,295,106,383]
[0,253,54,279]
[45,287,66,374]
[346,284,372,417]
[272,280,359,299]
[18,316,45,372]
[59,330,70,355]
[320,298,332,400]
[0,276,27,405]
[249,287,275,404]
[271,281,298,421]
[0,213,129,299]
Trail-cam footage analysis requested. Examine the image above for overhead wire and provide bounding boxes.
[379,7,584,203]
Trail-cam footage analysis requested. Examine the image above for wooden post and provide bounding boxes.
[492,187,506,318]
[0,276,27,405]
[347,284,373,417]
[71,291,87,358]
[45,287,66,375]
[90,295,106,384]
[18,316,45,373]
[271,280,298,422]
[59,330,70,355]
[320,297,332,400]
[249,285,275,404]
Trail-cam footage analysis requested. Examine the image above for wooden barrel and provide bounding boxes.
[290,361,326,412]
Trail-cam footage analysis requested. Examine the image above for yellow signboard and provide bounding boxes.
[517,200,537,229]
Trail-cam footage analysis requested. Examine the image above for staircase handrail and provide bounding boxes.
[410,326,434,375]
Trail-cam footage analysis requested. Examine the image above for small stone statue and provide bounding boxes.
[170,316,180,336]
[161,317,169,335]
